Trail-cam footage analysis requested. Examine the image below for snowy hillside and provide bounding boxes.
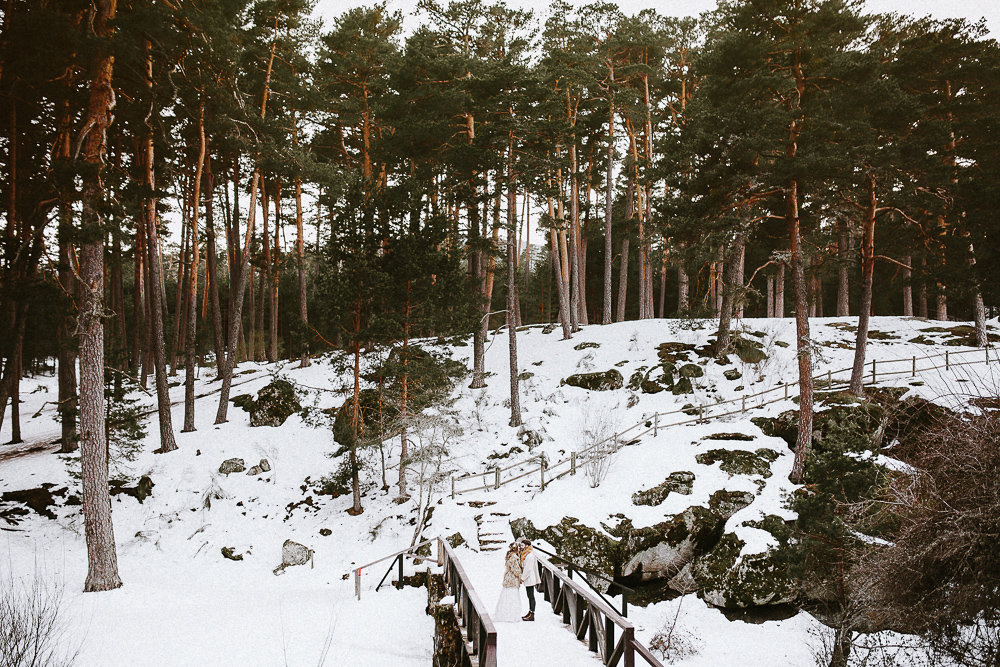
[2,315,998,666]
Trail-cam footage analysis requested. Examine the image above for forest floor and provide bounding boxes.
[2,315,998,666]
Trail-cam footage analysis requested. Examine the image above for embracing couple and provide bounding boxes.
[494,537,540,622]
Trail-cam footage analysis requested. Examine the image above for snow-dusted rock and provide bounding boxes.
[273,539,314,575]
[692,533,793,609]
[622,506,725,581]
[246,458,271,476]
[219,458,245,475]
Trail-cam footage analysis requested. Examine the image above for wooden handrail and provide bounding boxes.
[440,538,498,667]
[535,554,663,667]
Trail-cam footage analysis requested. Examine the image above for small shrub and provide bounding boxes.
[0,572,79,667]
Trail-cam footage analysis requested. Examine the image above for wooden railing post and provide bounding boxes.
[946,350,950,370]
[571,451,577,475]
[872,359,876,384]
[495,467,500,490]
[912,356,916,377]
[355,568,361,600]
[451,475,455,499]
[397,554,403,590]
[624,626,635,667]
[653,413,658,436]
[540,457,546,490]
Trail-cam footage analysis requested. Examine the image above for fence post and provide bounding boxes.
[622,589,628,618]
[827,370,831,386]
[495,467,500,490]
[355,569,361,600]
[451,476,455,500]
[654,413,658,437]
[540,457,545,491]
[946,350,950,370]
[624,626,635,667]
[571,452,576,476]
[784,382,788,399]
[912,356,916,377]
[397,554,403,590]
[872,359,876,384]
[741,396,746,413]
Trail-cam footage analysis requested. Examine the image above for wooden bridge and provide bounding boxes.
[355,538,664,667]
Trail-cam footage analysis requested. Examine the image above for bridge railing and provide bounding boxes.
[535,553,664,667]
[440,538,498,667]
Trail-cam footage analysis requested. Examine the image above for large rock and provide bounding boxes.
[708,489,755,519]
[632,471,695,506]
[562,369,623,391]
[695,448,779,478]
[219,458,246,475]
[250,380,301,427]
[691,533,794,609]
[621,506,726,581]
[273,539,314,575]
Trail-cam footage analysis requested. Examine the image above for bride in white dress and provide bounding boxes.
[494,543,522,622]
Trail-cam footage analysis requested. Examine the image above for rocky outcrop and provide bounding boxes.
[691,533,793,609]
[562,369,624,391]
[247,459,271,476]
[621,506,726,582]
[632,472,695,506]
[695,448,779,478]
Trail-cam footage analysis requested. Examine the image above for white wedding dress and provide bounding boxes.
[494,551,523,622]
[494,585,522,622]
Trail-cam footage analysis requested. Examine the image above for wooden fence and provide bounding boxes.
[536,554,664,667]
[452,345,995,498]
[440,538,498,667]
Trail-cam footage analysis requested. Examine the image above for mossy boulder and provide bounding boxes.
[574,341,600,350]
[563,369,624,391]
[671,377,694,395]
[723,369,742,381]
[632,471,695,506]
[708,490,755,519]
[751,411,798,448]
[248,380,301,427]
[695,448,780,478]
[733,337,768,364]
[691,533,794,609]
[678,363,704,378]
[621,506,726,581]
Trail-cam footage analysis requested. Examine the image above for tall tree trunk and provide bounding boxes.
[918,257,928,318]
[849,176,877,396]
[294,116,309,367]
[776,264,785,318]
[204,149,225,379]
[716,233,745,354]
[58,187,78,452]
[968,243,987,347]
[269,186,279,362]
[658,249,667,318]
[183,103,206,433]
[837,221,850,317]
[79,0,122,593]
[902,255,913,317]
[143,44,177,455]
[767,275,775,318]
[788,180,813,485]
[506,139,521,428]
[678,265,689,314]
[602,80,615,325]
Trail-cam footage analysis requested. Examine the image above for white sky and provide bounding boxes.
[313,0,997,36]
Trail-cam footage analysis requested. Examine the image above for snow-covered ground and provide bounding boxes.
[2,316,998,666]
